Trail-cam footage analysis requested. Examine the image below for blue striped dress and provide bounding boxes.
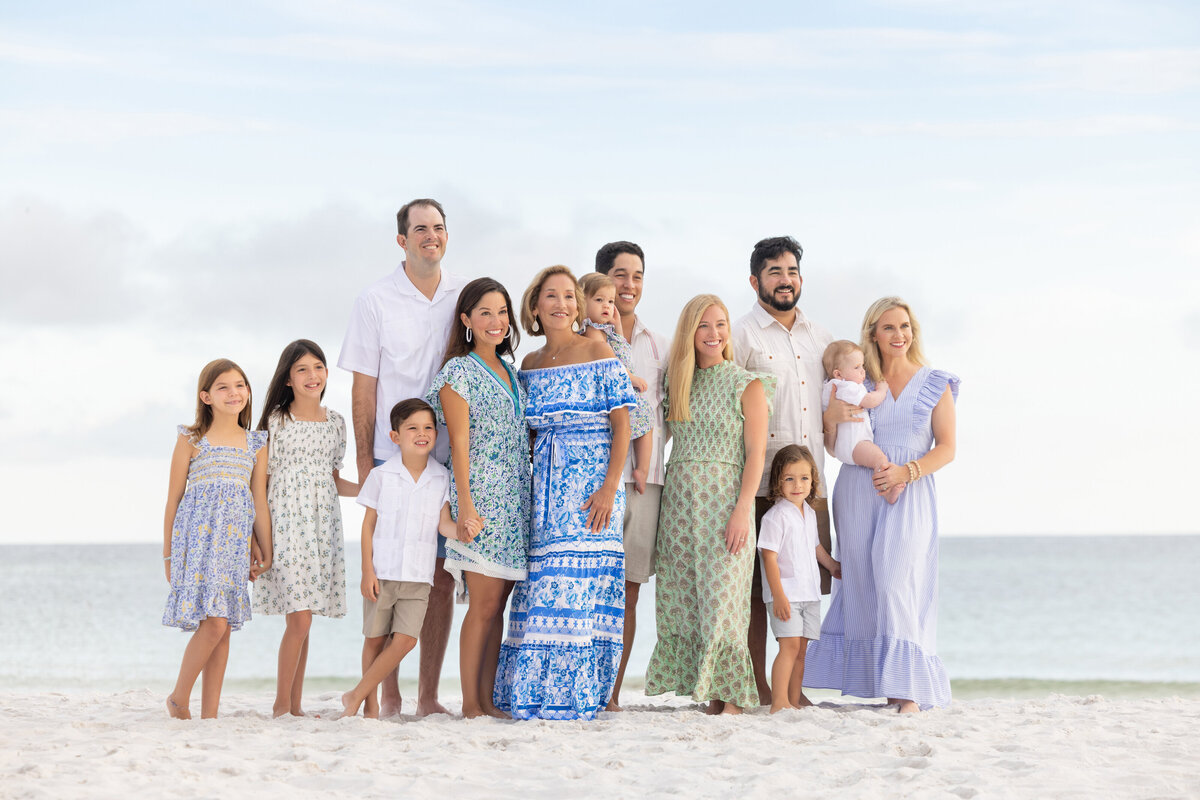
[492,358,636,720]
[804,367,960,709]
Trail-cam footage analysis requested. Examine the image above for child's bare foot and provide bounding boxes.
[885,482,905,504]
[483,705,511,720]
[364,707,379,720]
[769,702,791,714]
[416,699,449,717]
[339,691,361,719]
[166,694,190,720]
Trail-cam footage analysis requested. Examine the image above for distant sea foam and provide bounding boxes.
[2,536,1197,698]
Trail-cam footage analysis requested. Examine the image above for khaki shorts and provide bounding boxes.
[753,496,832,598]
[362,580,430,640]
[623,482,662,584]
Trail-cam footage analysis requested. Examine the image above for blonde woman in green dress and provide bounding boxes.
[644,294,772,715]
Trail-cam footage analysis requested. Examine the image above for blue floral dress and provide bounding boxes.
[163,426,268,632]
[493,358,636,720]
[427,354,532,596]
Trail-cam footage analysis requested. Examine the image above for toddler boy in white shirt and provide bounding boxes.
[340,399,470,718]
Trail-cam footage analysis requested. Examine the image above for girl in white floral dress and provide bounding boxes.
[253,339,359,717]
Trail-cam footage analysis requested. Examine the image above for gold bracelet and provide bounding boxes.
[915,460,923,479]
[905,462,916,483]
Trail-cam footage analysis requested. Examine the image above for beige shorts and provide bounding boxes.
[623,482,662,584]
[362,580,430,640]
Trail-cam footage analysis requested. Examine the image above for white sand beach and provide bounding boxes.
[2,691,1197,799]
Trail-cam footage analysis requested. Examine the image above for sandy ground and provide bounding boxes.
[2,691,1197,799]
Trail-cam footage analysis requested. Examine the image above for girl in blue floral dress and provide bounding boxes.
[162,359,273,719]
[427,277,532,719]
[493,266,636,721]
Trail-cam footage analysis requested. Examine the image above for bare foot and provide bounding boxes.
[885,482,905,504]
[483,705,511,720]
[705,700,724,715]
[461,706,485,719]
[416,699,449,717]
[794,693,814,708]
[769,702,791,714]
[897,700,920,714]
[364,707,379,720]
[605,699,624,712]
[166,694,190,720]
[379,697,402,718]
[340,691,361,719]
[721,703,743,716]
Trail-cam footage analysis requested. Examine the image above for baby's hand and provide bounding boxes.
[631,375,648,393]
[876,379,888,390]
[772,596,792,621]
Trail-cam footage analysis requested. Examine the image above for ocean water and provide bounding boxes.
[1,536,1197,698]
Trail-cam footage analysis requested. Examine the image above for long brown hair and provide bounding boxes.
[184,358,253,439]
[441,277,519,366]
[257,339,327,431]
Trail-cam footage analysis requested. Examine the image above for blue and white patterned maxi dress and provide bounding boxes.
[493,358,637,720]
[163,426,268,632]
[804,367,960,709]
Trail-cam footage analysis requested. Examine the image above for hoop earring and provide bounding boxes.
[531,316,540,333]
[505,325,513,340]
[465,326,473,343]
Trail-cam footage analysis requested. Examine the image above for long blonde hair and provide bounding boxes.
[860,296,927,381]
[665,294,732,422]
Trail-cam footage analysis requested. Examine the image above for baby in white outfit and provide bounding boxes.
[821,340,903,504]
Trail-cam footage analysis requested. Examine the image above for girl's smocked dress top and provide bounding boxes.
[163,426,268,632]
[251,409,348,618]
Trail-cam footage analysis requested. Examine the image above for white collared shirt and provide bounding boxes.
[732,303,834,496]
[356,456,450,584]
[757,498,821,603]
[338,263,468,463]
[624,316,670,485]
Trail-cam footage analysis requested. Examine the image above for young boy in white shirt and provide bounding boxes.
[340,399,473,718]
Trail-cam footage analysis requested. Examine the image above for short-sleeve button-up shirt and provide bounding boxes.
[356,456,450,584]
[732,303,834,497]
[624,316,670,486]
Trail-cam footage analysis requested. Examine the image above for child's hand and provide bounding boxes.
[163,556,171,584]
[457,514,484,543]
[249,556,272,581]
[631,375,648,393]
[829,559,842,580]
[773,596,792,621]
[361,572,380,602]
[632,467,647,496]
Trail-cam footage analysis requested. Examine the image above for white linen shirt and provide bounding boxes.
[338,263,468,463]
[757,499,821,604]
[356,456,450,585]
[732,303,834,497]
[623,316,670,486]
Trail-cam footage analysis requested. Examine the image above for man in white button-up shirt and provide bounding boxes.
[595,240,669,711]
[339,199,467,718]
[732,235,834,706]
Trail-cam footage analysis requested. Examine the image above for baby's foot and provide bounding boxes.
[885,482,905,505]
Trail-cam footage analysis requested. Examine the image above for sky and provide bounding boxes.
[2,0,1198,543]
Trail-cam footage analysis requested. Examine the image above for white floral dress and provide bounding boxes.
[251,409,348,618]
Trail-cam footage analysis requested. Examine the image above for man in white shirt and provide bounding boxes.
[338,198,467,717]
[731,235,834,706]
[595,240,669,712]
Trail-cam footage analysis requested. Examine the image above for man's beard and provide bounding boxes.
[759,284,800,312]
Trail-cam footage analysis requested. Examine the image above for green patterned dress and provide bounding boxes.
[644,360,774,707]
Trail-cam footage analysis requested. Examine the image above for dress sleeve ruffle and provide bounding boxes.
[331,409,347,472]
[425,357,475,426]
[733,365,777,419]
[594,357,638,414]
[248,429,269,455]
[913,368,960,430]
[521,358,637,423]
[176,424,199,447]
